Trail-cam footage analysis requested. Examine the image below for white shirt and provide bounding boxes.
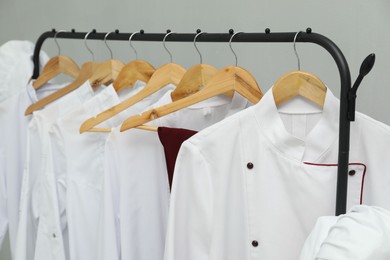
[164,87,389,260]
[48,82,172,260]
[0,81,61,257]
[0,41,49,102]
[98,90,251,260]
[15,81,95,260]
[299,205,390,260]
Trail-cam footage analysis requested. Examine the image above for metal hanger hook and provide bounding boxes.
[104,31,115,59]
[293,31,303,70]
[229,31,242,66]
[163,31,175,63]
[129,31,140,60]
[194,31,206,64]
[84,30,95,61]
[54,30,67,56]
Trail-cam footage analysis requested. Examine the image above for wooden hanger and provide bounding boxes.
[79,62,186,133]
[272,70,327,108]
[119,31,263,132]
[79,31,186,133]
[26,61,100,115]
[112,31,156,92]
[119,65,263,132]
[33,30,80,90]
[112,60,155,92]
[170,31,220,101]
[272,31,327,108]
[25,31,101,115]
[89,31,124,88]
[89,60,124,88]
[170,64,218,101]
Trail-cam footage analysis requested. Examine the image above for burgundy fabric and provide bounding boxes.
[158,127,198,190]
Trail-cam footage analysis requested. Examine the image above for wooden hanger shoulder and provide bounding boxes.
[25,61,99,115]
[145,63,186,90]
[119,65,262,132]
[33,55,80,90]
[272,70,327,108]
[171,64,219,101]
[89,59,124,88]
[112,60,155,92]
[80,63,185,133]
[204,66,262,104]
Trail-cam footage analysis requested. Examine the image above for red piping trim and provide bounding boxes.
[303,162,367,205]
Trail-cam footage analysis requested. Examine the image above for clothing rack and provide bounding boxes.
[31,28,374,216]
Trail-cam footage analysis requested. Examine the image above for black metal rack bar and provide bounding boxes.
[32,29,354,215]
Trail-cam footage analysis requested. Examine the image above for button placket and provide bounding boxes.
[346,165,366,209]
[245,160,260,257]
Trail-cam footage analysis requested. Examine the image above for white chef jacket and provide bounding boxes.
[0,81,62,257]
[98,90,251,260]
[299,205,390,260]
[48,82,173,260]
[163,87,386,260]
[15,81,95,260]
[0,41,49,102]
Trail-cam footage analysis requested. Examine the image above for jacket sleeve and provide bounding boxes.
[97,137,121,260]
[164,141,213,260]
[315,205,390,259]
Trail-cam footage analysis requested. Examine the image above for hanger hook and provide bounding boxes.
[293,31,303,70]
[229,31,242,66]
[54,30,67,56]
[104,31,114,59]
[163,31,175,63]
[194,31,206,64]
[129,31,140,60]
[84,30,95,61]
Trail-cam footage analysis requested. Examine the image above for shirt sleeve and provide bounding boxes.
[48,122,68,237]
[97,137,121,260]
[33,122,67,260]
[15,119,42,260]
[164,141,213,260]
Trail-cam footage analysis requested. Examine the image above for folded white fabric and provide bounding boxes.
[300,205,390,260]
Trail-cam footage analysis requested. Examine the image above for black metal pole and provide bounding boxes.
[32,30,352,215]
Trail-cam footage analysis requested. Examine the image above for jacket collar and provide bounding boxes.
[253,86,339,162]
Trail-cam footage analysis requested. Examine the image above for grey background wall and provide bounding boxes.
[1,0,390,259]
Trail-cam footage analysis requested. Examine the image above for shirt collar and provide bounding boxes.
[253,86,339,162]
[26,79,38,103]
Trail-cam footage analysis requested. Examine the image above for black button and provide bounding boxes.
[349,170,356,176]
[247,162,254,169]
[252,240,259,247]
[53,233,56,238]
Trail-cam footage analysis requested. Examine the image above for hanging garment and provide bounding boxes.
[163,87,388,260]
[15,81,95,260]
[0,41,49,102]
[157,127,197,189]
[299,205,390,260]
[48,82,173,260]
[98,90,251,260]
[0,81,61,258]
